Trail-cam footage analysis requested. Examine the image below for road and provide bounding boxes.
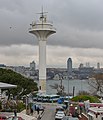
[41,104,56,120]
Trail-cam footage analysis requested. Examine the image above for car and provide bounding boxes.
[55,111,65,120]
[0,115,7,120]
[63,116,79,120]
[37,96,43,102]
[55,106,64,113]
[33,96,37,101]
[7,116,24,120]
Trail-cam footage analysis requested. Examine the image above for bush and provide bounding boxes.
[77,91,90,96]
[16,102,25,112]
[71,95,101,103]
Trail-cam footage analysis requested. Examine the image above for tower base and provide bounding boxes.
[39,79,46,94]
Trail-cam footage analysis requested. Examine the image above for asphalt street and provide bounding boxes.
[41,104,56,120]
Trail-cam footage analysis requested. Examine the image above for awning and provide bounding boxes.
[88,112,95,117]
[0,82,17,89]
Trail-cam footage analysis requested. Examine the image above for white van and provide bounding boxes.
[88,107,103,120]
[63,116,79,120]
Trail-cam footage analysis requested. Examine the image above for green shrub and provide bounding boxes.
[71,95,101,103]
[16,102,25,112]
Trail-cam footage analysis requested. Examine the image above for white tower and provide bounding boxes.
[29,10,56,93]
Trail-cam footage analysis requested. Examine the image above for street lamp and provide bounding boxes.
[67,69,70,116]
[59,73,64,96]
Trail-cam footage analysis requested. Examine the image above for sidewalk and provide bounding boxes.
[19,109,44,120]
[19,109,37,120]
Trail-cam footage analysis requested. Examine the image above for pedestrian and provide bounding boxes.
[34,104,36,111]
[14,109,17,117]
[30,108,33,115]
[37,106,40,114]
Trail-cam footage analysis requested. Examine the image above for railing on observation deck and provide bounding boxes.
[29,20,56,31]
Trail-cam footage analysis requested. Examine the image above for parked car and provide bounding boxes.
[63,116,79,120]
[33,95,37,101]
[37,96,43,102]
[0,115,7,120]
[55,111,65,120]
[55,106,65,113]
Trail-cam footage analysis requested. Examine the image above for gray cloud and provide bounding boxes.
[0,0,103,67]
[1,45,103,67]
[0,0,103,49]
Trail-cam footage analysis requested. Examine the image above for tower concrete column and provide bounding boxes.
[39,40,46,93]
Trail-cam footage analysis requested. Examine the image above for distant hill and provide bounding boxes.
[0,68,38,98]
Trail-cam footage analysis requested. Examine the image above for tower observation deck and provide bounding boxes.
[29,11,56,93]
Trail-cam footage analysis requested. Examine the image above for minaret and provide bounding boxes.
[29,10,56,93]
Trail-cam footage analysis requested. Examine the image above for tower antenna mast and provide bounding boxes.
[37,7,48,28]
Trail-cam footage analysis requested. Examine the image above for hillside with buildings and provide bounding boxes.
[0,59,103,81]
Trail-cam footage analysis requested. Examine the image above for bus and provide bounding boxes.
[48,94,60,102]
[42,94,50,102]
[35,93,60,103]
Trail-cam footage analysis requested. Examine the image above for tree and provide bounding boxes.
[88,74,103,96]
[0,68,38,98]
[50,83,65,96]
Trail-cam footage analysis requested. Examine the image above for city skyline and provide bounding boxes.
[0,60,101,70]
[0,0,103,68]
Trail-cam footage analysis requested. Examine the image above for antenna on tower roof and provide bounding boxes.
[37,6,48,18]
[37,7,48,27]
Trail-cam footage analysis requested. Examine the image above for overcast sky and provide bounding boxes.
[0,0,103,68]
